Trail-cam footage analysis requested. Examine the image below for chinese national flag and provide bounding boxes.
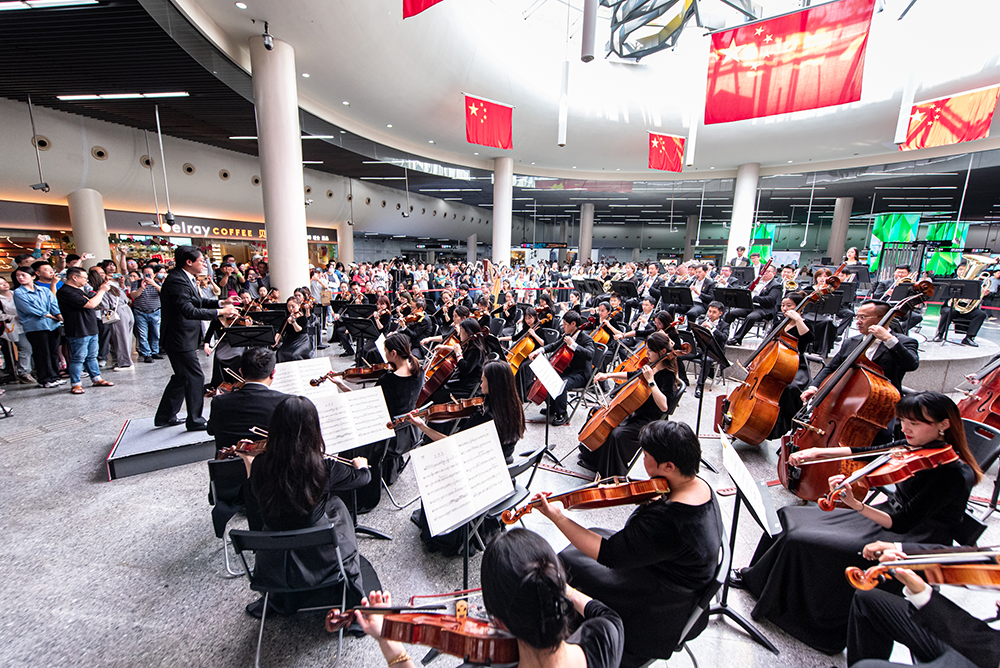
[403,0,444,18]
[465,95,513,150]
[648,132,685,172]
[705,0,876,125]
[899,86,1000,151]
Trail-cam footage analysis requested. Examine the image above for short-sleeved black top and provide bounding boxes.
[56,285,98,338]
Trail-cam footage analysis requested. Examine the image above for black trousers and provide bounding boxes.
[937,305,987,340]
[25,328,61,384]
[847,588,960,668]
[551,370,589,416]
[728,307,771,342]
[156,349,206,426]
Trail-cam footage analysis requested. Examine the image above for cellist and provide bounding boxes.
[579,331,680,477]
[527,310,595,426]
[766,291,815,440]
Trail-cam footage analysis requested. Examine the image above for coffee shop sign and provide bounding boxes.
[159,220,265,238]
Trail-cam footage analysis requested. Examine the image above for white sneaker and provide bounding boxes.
[113,366,135,372]
[53,378,67,386]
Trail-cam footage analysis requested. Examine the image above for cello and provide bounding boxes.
[525,342,575,405]
[721,275,841,445]
[416,331,483,407]
[779,284,933,503]
[506,326,545,375]
[957,353,1000,429]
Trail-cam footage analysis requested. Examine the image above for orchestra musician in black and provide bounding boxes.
[528,310,595,426]
[725,264,782,346]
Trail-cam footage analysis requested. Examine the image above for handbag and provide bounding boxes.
[102,294,121,324]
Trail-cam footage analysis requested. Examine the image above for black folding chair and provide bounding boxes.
[568,342,608,419]
[207,458,248,577]
[962,418,1000,520]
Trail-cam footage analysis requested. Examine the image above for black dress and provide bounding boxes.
[276,315,312,363]
[560,487,724,662]
[428,345,484,405]
[377,370,424,486]
[567,600,625,668]
[244,457,371,611]
[741,457,976,654]
[767,325,814,440]
[577,368,676,478]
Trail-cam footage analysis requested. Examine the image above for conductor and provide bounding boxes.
[155,245,239,431]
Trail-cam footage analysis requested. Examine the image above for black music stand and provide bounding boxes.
[251,309,289,337]
[264,303,287,311]
[801,292,842,317]
[344,304,377,319]
[836,281,859,305]
[714,288,753,312]
[689,323,726,473]
[933,280,983,345]
[731,266,755,286]
[663,287,694,312]
[224,326,276,349]
[344,317,380,367]
[329,299,349,314]
[844,265,871,286]
[611,280,639,300]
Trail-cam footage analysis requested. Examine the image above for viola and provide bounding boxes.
[525,342,575,405]
[388,397,485,429]
[502,477,670,524]
[722,279,842,446]
[845,548,1000,591]
[324,604,447,631]
[780,282,934,503]
[817,445,958,511]
[310,364,391,386]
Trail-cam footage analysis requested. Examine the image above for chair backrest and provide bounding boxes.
[488,317,505,337]
[539,327,562,346]
[208,458,248,506]
[230,525,340,554]
[962,418,1000,472]
[230,525,349,596]
[590,342,608,376]
[508,444,547,479]
[677,330,699,361]
[667,380,687,417]
[677,535,727,648]
[955,510,988,547]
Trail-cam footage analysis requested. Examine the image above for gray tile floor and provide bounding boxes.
[0,312,997,667]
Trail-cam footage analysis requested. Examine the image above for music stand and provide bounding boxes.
[611,280,639,300]
[836,281,859,305]
[731,266,755,286]
[844,265,871,286]
[933,280,983,345]
[329,299,349,315]
[344,304,378,319]
[264,303,287,311]
[801,292,842,317]
[690,324,729,438]
[663,287,694,312]
[344,317,381,367]
[714,288,753,312]
[251,309,289,333]
[223,326,275,349]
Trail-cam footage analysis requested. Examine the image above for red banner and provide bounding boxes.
[899,86,1000,151]
[648,132,685,172]
[403,0,444,18]
[705,0,875,125]
[465,95,513,150]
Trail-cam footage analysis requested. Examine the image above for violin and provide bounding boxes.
[310,365,391,386]
[780,282,934,503]
[217,435,354,465]
[388,397,485,429]
[502,477,671,524]
[324,604,447,631]
[845,548,1000,591]
[817,444,958,511]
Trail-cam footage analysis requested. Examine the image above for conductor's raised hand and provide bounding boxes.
[219,296,240,307]
[219,303,239,317]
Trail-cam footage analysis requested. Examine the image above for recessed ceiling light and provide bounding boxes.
[616,168,620,171]
[386,124,393,128]
[340,130,346,134]
[428,140,435,144]
[474,152,479,155]
[301,73,310,78]
[710,167,715,169]
[787,160,793,163]
[573,166,577,169]
[234,1,247,8]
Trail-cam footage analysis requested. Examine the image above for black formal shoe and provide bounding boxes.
[576,456,598,473]
[932,335,944,342]
[143,356,153,363]
[551,413,570,426]
[151,354,165,360]
[245,597,266,619]
[962,337,979,347]
[186,419,209,431]
[728,567,747,590]
[154,416,184,427]
[339,351,355,357]
[726,338,740,346]
[317,344,329,350]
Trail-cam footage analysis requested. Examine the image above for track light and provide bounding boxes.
[30,182,50,192]
[138,221,158,227]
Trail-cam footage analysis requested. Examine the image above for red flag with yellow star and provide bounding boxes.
[899,86,1000,151]
[403,0,444,18]
[465,95,513,150]
[648,132,685,172]
[705,0,876,125]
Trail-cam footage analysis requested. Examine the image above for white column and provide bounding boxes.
[467,233,477,264]
[250,35,309,297]
[558,220,569,264]
[827,197,854,262]
[335,220,353,265]
[632,247,642,262]
[579,203,595,264]
[67,188,109,269]
[492,157,514,267]
[683,214,698,261]
[728,162,760,264]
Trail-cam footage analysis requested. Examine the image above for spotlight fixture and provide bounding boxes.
[262,21,273,50]
[30,182,50,192]
[138,220,158,227]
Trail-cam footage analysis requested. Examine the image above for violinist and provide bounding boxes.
[207,347,287,452]
[474,294,493,329]
[202,305,247,396]
[433,288,455,329]
[528,310,595,426]
[803,299,919,404]
[275,297,311,363]
[353,529,625,668]
[725,264,782,346]
[847,544,1000,668]
[531,421,723,668]
[732,391,982,655]
[397,298,433,358]
[765,292,815,440]
[239,396,371,618]
[393,290,413,319]
[426,318,486,405]
[496,289,520,337]
[580,331,680,477]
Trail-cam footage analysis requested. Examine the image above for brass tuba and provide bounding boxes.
[953,254,995,314]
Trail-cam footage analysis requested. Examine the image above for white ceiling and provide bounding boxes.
[174,0,1000,180]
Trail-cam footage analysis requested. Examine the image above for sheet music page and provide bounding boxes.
[341,386,395,447]
[269,357,336,397]
[310,394,360,454]
[529,355,565,398]
[720,434,782,537]
[410,421,514,537]
[374,334,388,363]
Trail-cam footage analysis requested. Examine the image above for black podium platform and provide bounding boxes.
[106,416,214,480]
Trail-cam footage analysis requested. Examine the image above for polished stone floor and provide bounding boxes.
[0,309,997,668]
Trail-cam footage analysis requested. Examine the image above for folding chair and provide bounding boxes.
[962,418,1000,520]
[230,525,351,668]
[207,458,248,577]
[568,342,608,419]
[488,317,505,337]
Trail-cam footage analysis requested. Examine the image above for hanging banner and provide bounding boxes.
[924,221,969,276]
[750,223,775,261]
[868,213,919,274]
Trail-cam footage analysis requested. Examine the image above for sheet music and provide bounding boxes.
[410,421,514,537]
[529,355,566,398]
[719,434,782,537]
[311,393,358,453]
[269,357,337,398]
[374,334,388,363]
[309,386,395,454]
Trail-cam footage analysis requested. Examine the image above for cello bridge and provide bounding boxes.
[792,419,825,436]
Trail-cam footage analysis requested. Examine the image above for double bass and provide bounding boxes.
[721,271,842,445]
[779,284,933,503]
